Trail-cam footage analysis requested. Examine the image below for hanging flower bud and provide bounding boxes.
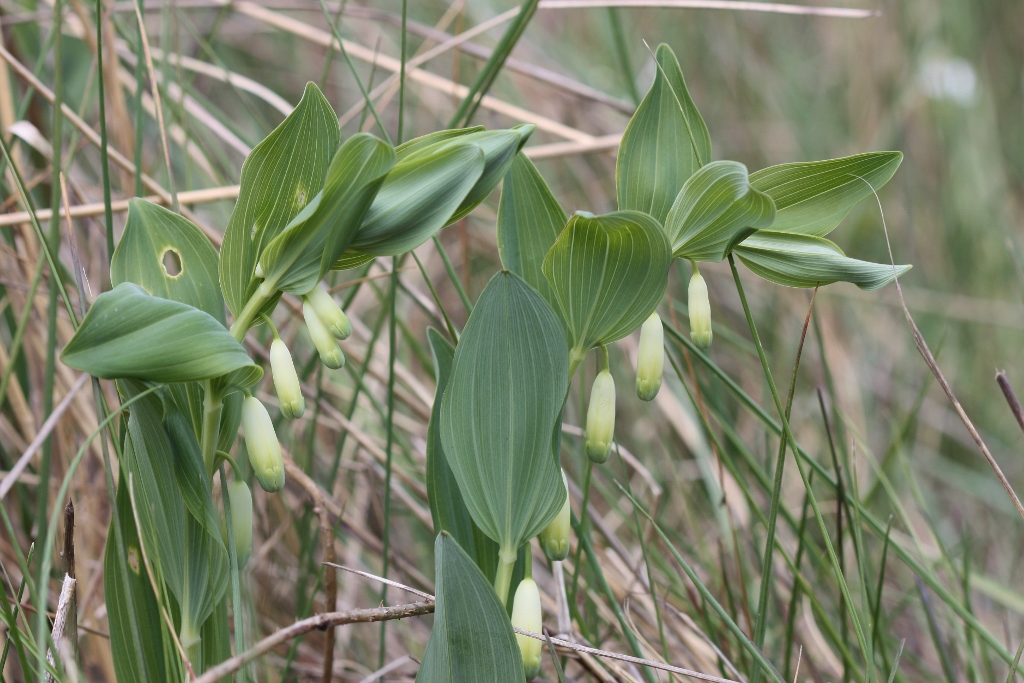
[304,285,352,340]
[511,577,543,681]
[688,270,713,350]
[222,479,253,568]
[585,370,615,464]
[241,395,285,492]
[303,301,345,369]
[636,311,664,401]
[270,338,304,420]
[540,470,571,562]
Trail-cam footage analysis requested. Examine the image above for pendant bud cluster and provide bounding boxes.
[635,311,664,401]
[540,469,571,562]
[241,395,285,492]
[585,369,616,463]
[511,578,543,680]
[688,270,713,350]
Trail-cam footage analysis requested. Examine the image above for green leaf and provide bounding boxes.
[396,126,483,160]
[542,211,671,362]
[667,160,776,262]
[749,152,903,236]
[165,407,222,541]
[616,43,711,224]
[734,231,911,290]
[258,133,395,296]
[118,380,186,605]
[330,251,376,271]
[497,153,565,314]
[346,143,485,257]
[112,199,226,324]
[425,329,501,582]
[105,471,175,683]
[219,82,340,317]
[62,283,261,385]
[439,271,567,555]
[442,125,535,224]
[416,533,524,683]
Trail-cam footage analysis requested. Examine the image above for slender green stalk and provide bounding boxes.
[377,254,401,667]
[432,235,473,314]
[0,545,34,679]
[728,255,874,681]
[448,0,541,127]
[750,288,816,683]
[397,0,408,145]
[36,0,65,545]
[95,0,114,264]
[493,547,518,606]
[607,8,640,105]
[201,380,224,474]
[219,465,246,683]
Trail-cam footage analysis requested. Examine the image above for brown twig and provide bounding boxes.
[191,600,437,683]
[996,371,1024,436]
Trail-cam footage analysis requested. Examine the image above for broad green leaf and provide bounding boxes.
[734,231,911,290]
[346,143,485,257]
[258,133,395,295]
[105,471,176,683]
[416,533,524,683]
[542,211,671,364]
[496,153,565,313]
[425,329,501,582]
[118,380,186,605]
[441,125,535,224]
[330,251,376,271]
[112,199,226,324]
[396,126,483,160]
[749,152,903,236]
[667,160,776,262]
[165,407,222,540]
[201,598,232,676]
[220,82,340,317]
[439,271,567,556]
[181,512,229,641]
[62,283,261,385]
[617,43,711,224]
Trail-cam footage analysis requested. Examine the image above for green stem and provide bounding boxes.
[229,281,275,341]
[493,547,518,606]
[201,381,223,475]
[728,255,874,682]
[568,346,587,379]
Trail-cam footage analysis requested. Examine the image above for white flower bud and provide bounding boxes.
[304,285,352,340]
[270,339,304,420]
[636,311,664,401]
[688,271,713,350]
[511,578,543,680]
[241,396,285,492]
[303,301,345,369]
[539,470,571,562]
[585,370,615,464]
[222,479,253,568]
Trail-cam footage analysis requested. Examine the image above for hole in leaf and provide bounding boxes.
[128,546,141,574]
[162,249,182,277]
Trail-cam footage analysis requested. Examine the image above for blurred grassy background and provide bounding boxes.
[2,0,1024,681]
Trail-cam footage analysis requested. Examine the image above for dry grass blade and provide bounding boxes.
[537,0,879,17]
[870,182,1024,523]
[995,371,1024,436]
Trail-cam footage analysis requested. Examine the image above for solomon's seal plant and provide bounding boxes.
[60,37,909,681]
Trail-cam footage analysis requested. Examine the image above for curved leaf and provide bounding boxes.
[667,160,776,261]
[258,133,395,295]
[542,211,671,362]
[425,329,501,582]
[219,82,340,317]
[617,43,711,224]
[62,283,261,384]
[496,153,565,314]
[396,126,484,160]
[443,125,534,224]
[416,533,524,683]
[439,271,567,554]
[749,152,903,236]
[734,231,911,290]
[330,251,376,271]
[347,143,485,256]
[112,199,225,324]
